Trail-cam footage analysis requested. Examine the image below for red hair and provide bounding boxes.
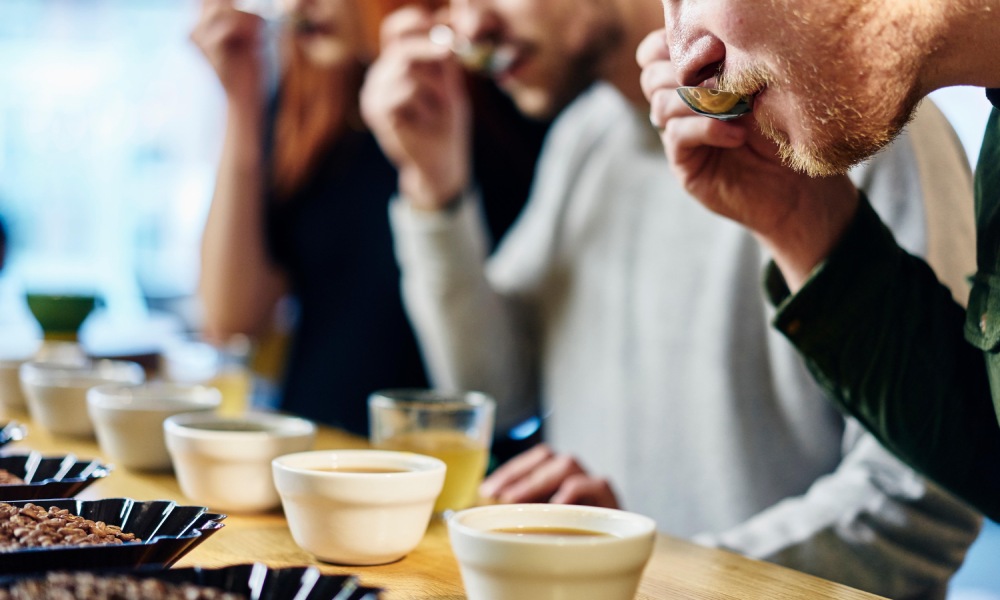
[271,0,446,200]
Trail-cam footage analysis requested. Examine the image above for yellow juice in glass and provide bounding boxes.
[378,430,489,513]
[208,366,251,416]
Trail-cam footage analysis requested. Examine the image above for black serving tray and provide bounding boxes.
[0,452,110,500]
[0,497,226,574]
[0,422,26,447]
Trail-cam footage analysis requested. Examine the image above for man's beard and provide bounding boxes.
[761,89,919,177]
[506,21,624,120]
[720,64,920,177]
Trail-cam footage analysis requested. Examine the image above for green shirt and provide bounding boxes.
[766,97,1000,521]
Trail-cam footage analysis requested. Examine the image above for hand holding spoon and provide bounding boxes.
[676,87,753,121]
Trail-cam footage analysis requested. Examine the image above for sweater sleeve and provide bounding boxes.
[389,192,539,431]
[697,419,982,599]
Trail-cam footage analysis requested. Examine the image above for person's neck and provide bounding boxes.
[919,0,1000,93]
[603,0,662,111]
[315,59,364,128]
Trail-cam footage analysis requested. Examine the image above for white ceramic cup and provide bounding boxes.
[272,449,446,566]
[87,382,222,471]
[164,411,316,514]
[19,359,145,436]
[448,504,657,600]
[0,358,30,416]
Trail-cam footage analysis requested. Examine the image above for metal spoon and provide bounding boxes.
[676,86,753,121]
[233,0,287,22]
[429,24,515,76]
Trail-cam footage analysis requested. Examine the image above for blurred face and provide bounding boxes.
[451,0,624,119]
[663,0,927,176]
[286,0,367,66]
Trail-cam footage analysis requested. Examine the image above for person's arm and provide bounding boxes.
[638,29,1000,520]
[698,106,984,598]
[389,192,539,430]
[766,195,1000,520]
[192,0,287,339]
[362,6,537,429]
[698,421,981,598]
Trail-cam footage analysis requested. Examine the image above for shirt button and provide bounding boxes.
[981,313,990,334]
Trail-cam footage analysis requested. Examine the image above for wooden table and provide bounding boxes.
[7,420,885,599]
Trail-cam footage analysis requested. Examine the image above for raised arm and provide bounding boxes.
[192,0,287,340]
[362,7,538,429]
[638,29,1000,520]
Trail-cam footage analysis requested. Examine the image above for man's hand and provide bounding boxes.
[360,6,472,210]
[480,445,620,508]
[637,29,860,291]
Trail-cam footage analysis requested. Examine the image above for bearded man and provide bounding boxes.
[640,0,1000,521]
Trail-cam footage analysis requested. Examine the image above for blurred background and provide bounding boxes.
[0,0,223,355]
[0,2,995,596]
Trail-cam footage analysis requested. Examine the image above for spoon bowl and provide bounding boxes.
[429,24,514,75]
[676,87,753,121]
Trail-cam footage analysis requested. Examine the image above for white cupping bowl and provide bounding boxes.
[273,449,446,566]
[164,411,316,514]
[448,504,657,600]
[19,359,145,437]
[87,382,222,471]
[0,358,30,416]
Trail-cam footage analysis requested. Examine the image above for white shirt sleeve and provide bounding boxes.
[389,191,539,431]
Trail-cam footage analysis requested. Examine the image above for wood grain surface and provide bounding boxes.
[6,418,886,600]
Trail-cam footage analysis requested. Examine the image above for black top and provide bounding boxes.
[988,88,1000,109]
[264,79,548,436]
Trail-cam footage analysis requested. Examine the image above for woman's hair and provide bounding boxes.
[271,0,445,200]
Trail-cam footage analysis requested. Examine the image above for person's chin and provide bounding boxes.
[500,83,557,120]
[300,41,354,67]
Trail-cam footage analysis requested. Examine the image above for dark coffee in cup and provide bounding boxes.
[312,466,409,474]
[185,422,273,432]
[490,526,612,537]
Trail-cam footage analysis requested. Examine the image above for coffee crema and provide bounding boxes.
[490,526,612,537]
[310,466,409,474]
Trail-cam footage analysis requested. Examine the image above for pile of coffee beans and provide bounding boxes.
[0,572,246,600]
[0,503,140,551]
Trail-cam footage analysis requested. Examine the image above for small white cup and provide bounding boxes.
[0,358,30,416]
[87,382,222,471]
[272,449,446,565]
[2,341,82,417]
[19,359,145,436]
[448,504,657,600]
[165,411,316,514]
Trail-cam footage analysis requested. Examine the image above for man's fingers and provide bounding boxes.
[479,444,555,499]
[662,114,747,161]
[363,39,454,114]
[380,5,436,49]
[498,454,587,503]
[635,28,670,69]
[640,61,678,105]
[550,475,619,509]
